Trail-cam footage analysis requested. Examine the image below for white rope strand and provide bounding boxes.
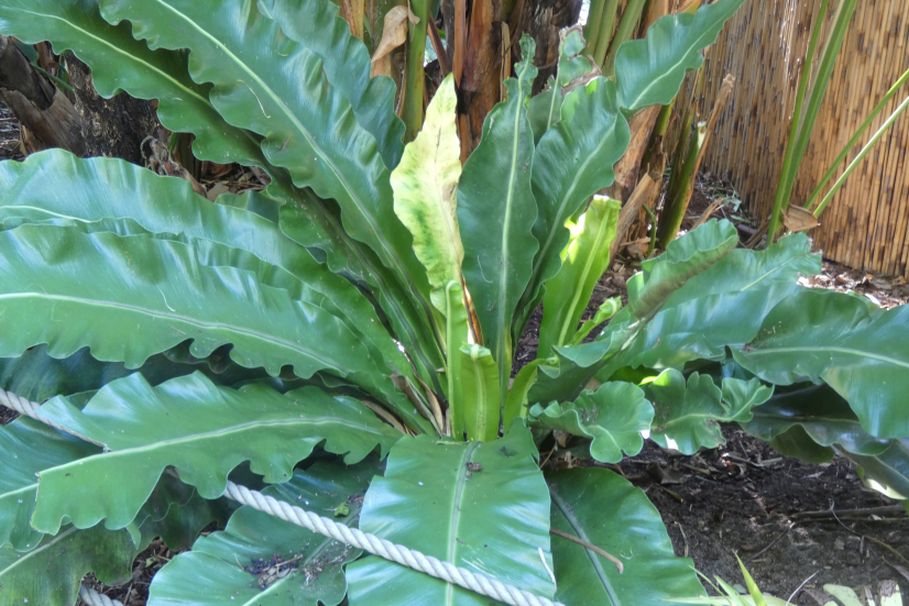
[0,387,564,606]
[224,481,563,606]
[78,584,123,606]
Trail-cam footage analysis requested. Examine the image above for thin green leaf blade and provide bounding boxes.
[346,428,554,604]
[458,37,539,381]
[530,381,653,463]
[30,372,399,533]
[548,467,705,605]
[148,460,379,606]
[734,288,909,439]
[615,0,745,112]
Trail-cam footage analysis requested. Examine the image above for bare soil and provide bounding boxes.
[0,101,907,604]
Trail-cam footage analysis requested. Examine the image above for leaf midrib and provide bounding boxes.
[0,291,341,373]
[47,415,381,467]
[744,345,909,370]
[444,442,480,605]
[148,0,401,275]
[0,526,78,577]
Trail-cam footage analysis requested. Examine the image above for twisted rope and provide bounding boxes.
[0,387,564,606]
[78,584,123,606]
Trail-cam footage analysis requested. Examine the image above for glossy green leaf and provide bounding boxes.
[391,75,464,315]
[346,428,554,604]
[604,227,819,374]
[0,0,263,166]
[257,0,404,168]
[529,79,629,308]
[0,225,400,401]
[0,151,416,392]
[458,36,539,384]
[30,372,399,533]
[527,28,596,140]
[743,384,908,499]
[530,381,653,463]
[614,0,745,112]
[100,0,428,297]
[538,196,620,355]
[548,467,704,605]
[734,288,909,439]
[0,418,97,551]
[644,371,771,454]
[148,460,379,606]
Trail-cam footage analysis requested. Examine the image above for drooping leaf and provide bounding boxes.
[538,196,621,355]
[0,418,98,551]
[100,0,428,298]
[30,372,399,533]
[530,381,653,463]
[0,151,416,388]
[614,0,745,112]
[644,371,771,454]
[391,75,464,315]
[0,225,404,406]
[603,227,819,374]
[742,384,908,498]
[257,0,404,168]
[0,526,136,606]
[148,460,379,606]
[548,467,705,605]
[0,475,219,606]
[734,288,909,439]
[528,79,629,309]
[0,0,263,165]
[458,36,539,384]
[346,427,555,604]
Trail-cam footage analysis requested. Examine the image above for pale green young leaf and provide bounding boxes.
[346,428,554,605]
[455,344,501,442]
[539,196,620,356]
[391,75,464,315]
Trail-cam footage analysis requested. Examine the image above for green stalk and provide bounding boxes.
[767,0,830,239]
[602,0,646,76]
[402,0,430,140]
[584,0,607,57]
[805,65,909,212]
[768,0,857,240]
[657,121,706,248]
[813,92,909,217]
[593,0,620,69]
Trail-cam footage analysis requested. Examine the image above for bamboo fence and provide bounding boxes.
[690,0,909,278]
